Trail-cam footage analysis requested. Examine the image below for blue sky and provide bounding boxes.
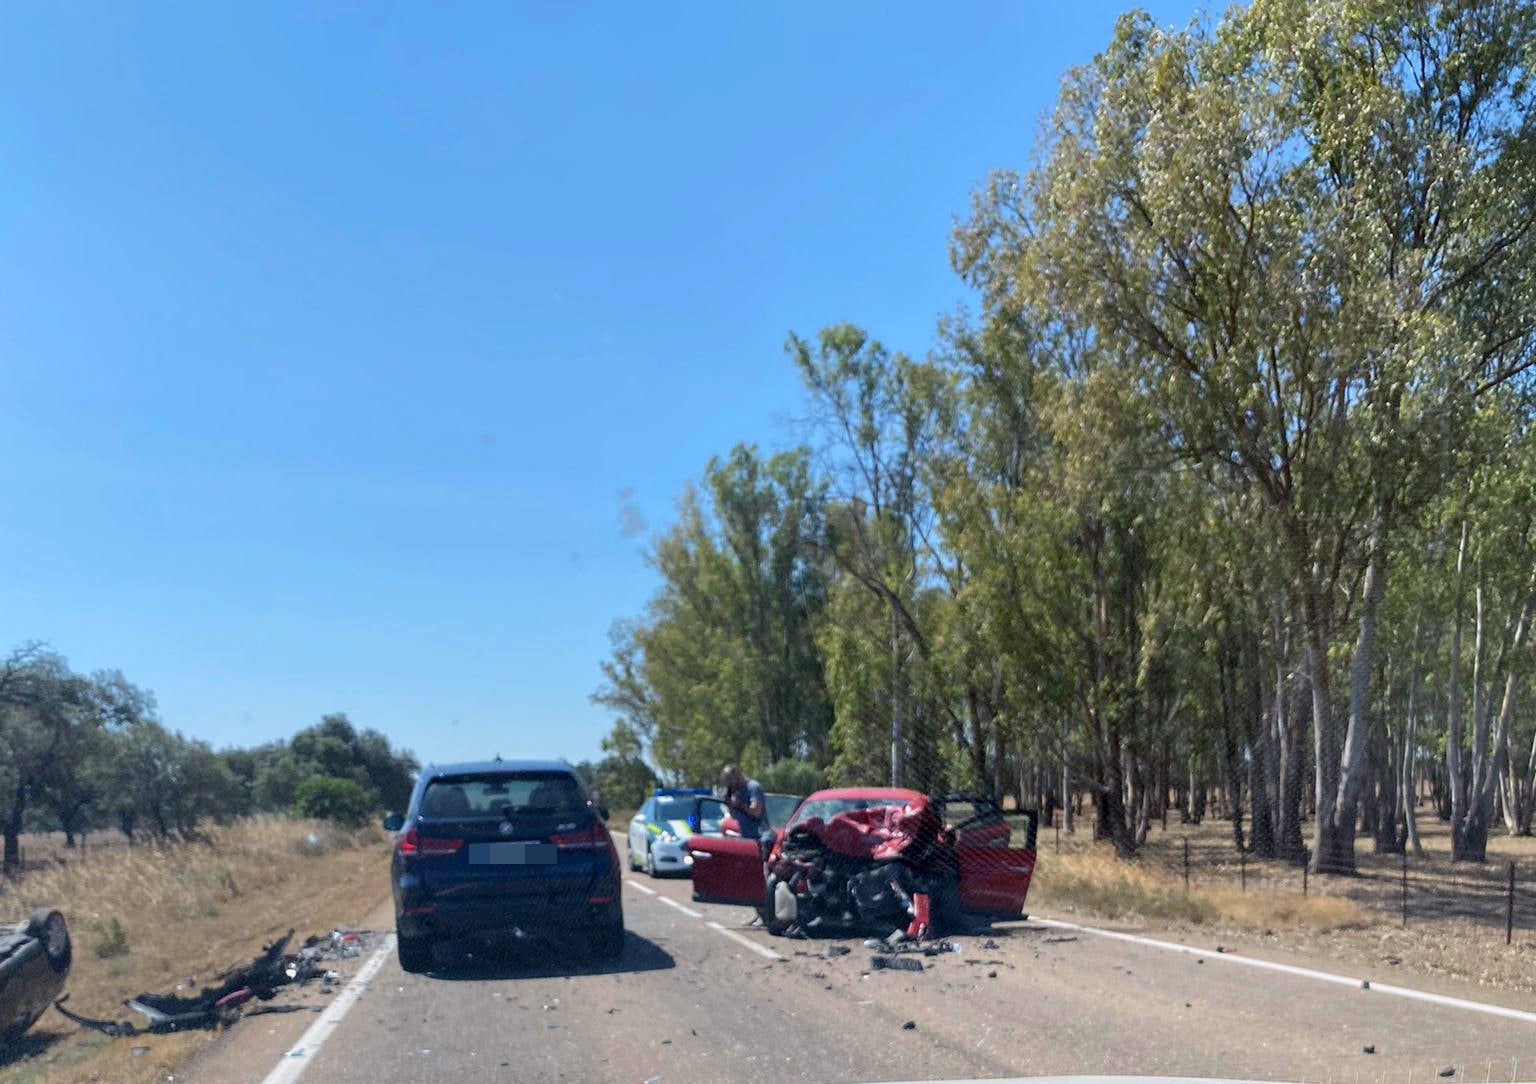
[0,1,1193,765]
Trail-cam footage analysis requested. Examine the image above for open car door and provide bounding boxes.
[685,797,766,906]
[940,796,1037,917]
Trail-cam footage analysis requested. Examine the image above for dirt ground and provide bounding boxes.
[0,819,392,1084]
[1036,805,1536,995]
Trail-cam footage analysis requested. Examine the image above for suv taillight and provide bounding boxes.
[397,825,462,858]
[550,820,609,850]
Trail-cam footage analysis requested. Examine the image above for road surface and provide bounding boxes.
[189,842,1536,1084]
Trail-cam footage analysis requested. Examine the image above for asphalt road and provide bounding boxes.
[192,842,1536,1084]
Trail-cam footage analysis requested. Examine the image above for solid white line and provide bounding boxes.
[657,895,703,918]
[259,931,398,1084]
[1032,915,1536,1025]
[707,920,785,961]
[626,878,657,896]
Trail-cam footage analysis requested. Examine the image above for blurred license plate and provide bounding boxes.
[468,842,557,865]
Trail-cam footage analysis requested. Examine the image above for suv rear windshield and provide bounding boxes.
[419,772,585,818]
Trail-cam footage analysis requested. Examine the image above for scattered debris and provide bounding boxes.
[130,1045,150,1056]
[1439,1068,1456,1078]
[1363,1045,1376,1054]
[1215,946,1228,953]
[53,927,381,1039]
[645,1076,663,1084]
[870,955,925,973]
[1042,936,1077,944]
[986,971,997,979]
[1361,980,1371,990]
[982,939,999,950]
[901,1020,917,1030]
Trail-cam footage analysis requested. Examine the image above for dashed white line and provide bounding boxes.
[657,895,703,918]
[624,872,784,960]
[1033,915,1536,1025]
[259,931,397,1084]
[707,921,785,961]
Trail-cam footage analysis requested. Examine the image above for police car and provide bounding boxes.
[625,788,716,877]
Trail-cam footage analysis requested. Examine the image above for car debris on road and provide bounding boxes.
[52,926,377,1038]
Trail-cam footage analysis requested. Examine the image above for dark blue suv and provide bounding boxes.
[383,759,623,972]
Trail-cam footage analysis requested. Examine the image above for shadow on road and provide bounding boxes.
[421,931,675,982]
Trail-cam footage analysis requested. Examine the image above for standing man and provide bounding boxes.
[721,764,773,859]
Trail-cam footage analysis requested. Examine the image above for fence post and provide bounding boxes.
[1183,837,1190,896]
[1240,848,1247,892]
[1302,849,1309,897]
[1055,822,1060,854]
[1508,862,1516,946]
[1401,850,1408,928]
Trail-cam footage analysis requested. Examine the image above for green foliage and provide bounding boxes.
[755,758,824,797]
[592,445,836,783]
[291,775,373,827]
[592,0,1536,873]
[93,917,129,959]
[574,725,660,811]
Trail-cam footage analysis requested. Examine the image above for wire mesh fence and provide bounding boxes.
[1039,808,1536,946]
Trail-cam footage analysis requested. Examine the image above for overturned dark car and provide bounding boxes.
[0,910,71,1045]
[686,789,1037,939]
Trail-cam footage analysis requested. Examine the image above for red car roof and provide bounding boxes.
[800,787,924,803]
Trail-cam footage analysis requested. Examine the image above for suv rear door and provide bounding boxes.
[685,797,766,905]
[939,796,1037,917]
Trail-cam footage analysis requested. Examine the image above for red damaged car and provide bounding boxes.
[685,788,1036,937]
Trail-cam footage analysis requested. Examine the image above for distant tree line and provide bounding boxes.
[0,643,418,873]
[596,0,1536,874]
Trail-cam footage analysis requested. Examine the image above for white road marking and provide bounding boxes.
[259,931,398,1084]
[707,920,785,961]
[1033,915,1536,1025]
[626,878,657,896]
[657,895,703,918]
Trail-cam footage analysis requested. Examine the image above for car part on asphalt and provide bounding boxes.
[52,927,376,1038]
[0,909,72,1046]
[869,954,925,972]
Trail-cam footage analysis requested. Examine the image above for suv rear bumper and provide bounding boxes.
[395,895,620,941]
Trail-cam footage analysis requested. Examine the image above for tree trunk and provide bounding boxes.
[1449,521,1471,858]
[3,782,24,874]
[889,602,902,788]
[1317,524,1387,874]
[1401,623,1425,855]
[1467,590,1532,857]
[1275,611,1307,861]
[1308,632,1348,874]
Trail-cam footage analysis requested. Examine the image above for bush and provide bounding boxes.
[756,758,825,796]
[94,917,129,959]
[291,776,372,827]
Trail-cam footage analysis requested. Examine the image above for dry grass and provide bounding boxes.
[0,817,392,1084]
[1033,846,1363,931]
[1031,811,1536,995]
